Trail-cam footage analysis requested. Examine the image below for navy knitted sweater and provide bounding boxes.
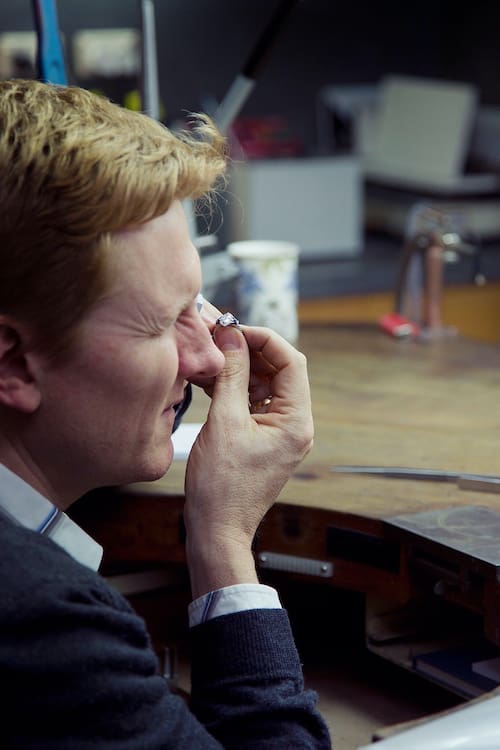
[0,516,331,748]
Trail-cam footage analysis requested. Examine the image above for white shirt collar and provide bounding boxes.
[0,464,103,570]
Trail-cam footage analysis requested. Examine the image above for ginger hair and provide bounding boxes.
[0,78,227,356]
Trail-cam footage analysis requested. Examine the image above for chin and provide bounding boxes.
[120,464,169,487]
[137,444,174,483]
[109,439,174,487]
[146,462,172,481]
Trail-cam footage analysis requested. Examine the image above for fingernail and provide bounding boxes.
[215,325,243,351]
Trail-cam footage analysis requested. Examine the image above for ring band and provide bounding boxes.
[250,396,272,412]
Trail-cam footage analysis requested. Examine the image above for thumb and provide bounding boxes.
[210,325,250,416]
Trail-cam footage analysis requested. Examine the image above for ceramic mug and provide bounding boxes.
[227,240,300,344]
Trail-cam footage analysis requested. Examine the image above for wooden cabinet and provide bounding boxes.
[299,282,500,343]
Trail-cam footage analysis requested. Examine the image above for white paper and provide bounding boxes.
[172,423,203,460]
[357,694,500,749]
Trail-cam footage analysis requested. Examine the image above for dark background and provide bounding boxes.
[3,0,500,297]
[2,0,500,153]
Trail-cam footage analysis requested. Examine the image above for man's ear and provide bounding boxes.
[0,321,41,413]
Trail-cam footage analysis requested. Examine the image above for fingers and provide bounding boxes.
[191,310,311,430]
[184,322,314,574]
[241,325,299,372]
[209,324,251,420]
[241,325,311,412]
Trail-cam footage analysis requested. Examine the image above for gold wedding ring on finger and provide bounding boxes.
[249,396,273,414]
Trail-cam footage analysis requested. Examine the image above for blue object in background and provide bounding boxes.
[32,0,67,85]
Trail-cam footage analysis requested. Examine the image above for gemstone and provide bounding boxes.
[217,312,240,327]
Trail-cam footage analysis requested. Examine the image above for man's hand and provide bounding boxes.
[184,322,313,598]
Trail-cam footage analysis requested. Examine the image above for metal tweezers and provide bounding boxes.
[331,465,500,494]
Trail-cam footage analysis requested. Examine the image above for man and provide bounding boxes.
[0,78,331,748]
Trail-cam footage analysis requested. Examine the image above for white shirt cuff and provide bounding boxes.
[188,583,282,627]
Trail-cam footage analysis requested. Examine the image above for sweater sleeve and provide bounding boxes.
[190,609,332,749]
[1,529,331,749]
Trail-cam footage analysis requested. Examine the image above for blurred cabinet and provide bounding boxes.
[227,156,362,259]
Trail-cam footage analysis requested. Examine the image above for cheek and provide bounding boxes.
[105,339,178,403]
[144,341,179,392]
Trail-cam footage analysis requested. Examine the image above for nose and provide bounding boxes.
[177,313,225,380]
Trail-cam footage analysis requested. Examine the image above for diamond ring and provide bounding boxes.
[216,312,240,327]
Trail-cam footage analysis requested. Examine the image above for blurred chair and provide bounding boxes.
[317,75,500,240]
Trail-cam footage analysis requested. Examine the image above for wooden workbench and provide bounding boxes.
[72,323,500,647]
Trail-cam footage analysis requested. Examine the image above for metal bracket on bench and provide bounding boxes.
[257,551,333,578]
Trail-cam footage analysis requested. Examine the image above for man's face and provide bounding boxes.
[31,201,225,504]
